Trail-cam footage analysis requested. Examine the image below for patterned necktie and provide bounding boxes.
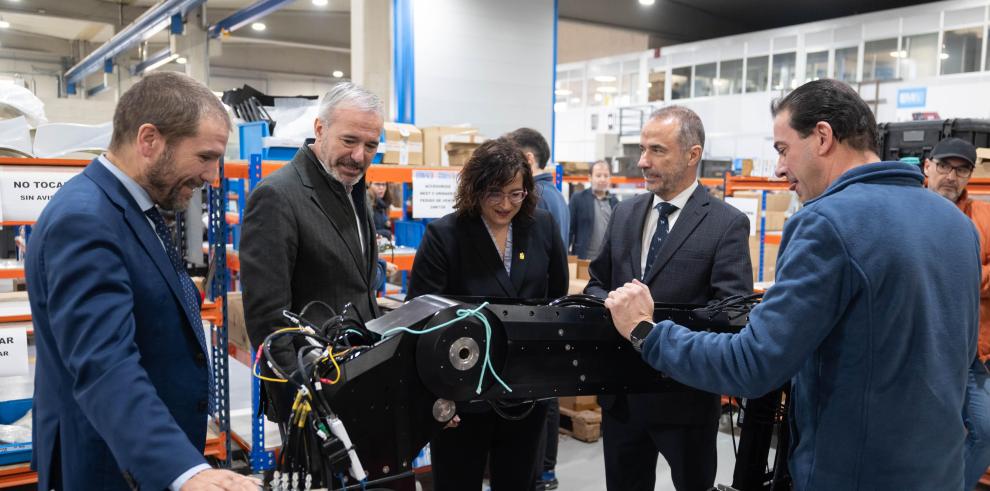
[643,202,679,279]
[145,207,214,413]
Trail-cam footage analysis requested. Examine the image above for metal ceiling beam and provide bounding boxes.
[63,0,205,90]
[208,0,295,39]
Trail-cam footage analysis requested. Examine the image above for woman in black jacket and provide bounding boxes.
[368,181,393,240]
[407,137,568,491]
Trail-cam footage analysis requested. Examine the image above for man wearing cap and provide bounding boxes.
[925,137,990,489]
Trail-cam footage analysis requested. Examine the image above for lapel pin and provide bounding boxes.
[519,252,525,260]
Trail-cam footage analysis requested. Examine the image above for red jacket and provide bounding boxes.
[957,190,990,361]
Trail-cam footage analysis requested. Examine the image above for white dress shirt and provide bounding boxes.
[640,180,699,274]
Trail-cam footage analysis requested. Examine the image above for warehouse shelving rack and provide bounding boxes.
[0,156,241,487]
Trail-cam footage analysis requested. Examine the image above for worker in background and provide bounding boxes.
[605,79,980,489]
[586,106,753,491]
[406,137,568,491]
[923,137,990,490]
[26,72,258,490]
[508,127,568,244]
[569,160,618,260]
[368,181,393,240]
[506,127,569,490]
[240,82,399,488]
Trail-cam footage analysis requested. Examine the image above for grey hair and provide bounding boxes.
[648,105,705,152]
[317,81,385,125]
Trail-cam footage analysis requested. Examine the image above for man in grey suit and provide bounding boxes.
[240,82,384,424]
[585,106,752,491]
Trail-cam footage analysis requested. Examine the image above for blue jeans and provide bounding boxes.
[964,359,990,490]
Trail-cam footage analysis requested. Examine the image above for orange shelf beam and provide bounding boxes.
[0,269,24,279]
[967,178,990,195]
[384,251,415,271]
[724,176,791,196]
[222,161,461,183]
[0,157,89,167]
[0,464,36,487]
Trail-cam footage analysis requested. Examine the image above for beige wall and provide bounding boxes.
[557,20,650,64]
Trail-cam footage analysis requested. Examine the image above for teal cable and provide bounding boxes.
[381,302,512,394]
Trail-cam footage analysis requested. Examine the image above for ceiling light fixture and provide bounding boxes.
[176,57,187,64]
[312,0,329,5]
[554,89,572,96]
[593,75,617,83]
[0,19,10,29]
[596,86,618,94]
[251,22,266,31]
[332,70,344,78]
[940,52,950,60]
[639,0,656,5]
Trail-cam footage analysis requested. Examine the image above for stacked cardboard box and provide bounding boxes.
[974,148,990,178]
[726,191,794,283]
[421,126,486,167]
[382,123,424,166]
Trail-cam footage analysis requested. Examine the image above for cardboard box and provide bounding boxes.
[227,292,251,357]
[727,191,793,235]
[382,122,423,166]
[422,126,477,165]
[443,134,487,167]
[576,259,591,280]
[559,395,599,411]
[749,235,780,283]
[764,211,787,231]
[974,148,990,178]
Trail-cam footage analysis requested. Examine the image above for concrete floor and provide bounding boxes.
[551,418,759,491]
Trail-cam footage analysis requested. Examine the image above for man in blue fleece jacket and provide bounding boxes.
[605,79,981,490]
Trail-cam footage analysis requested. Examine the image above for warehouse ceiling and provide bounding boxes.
[0,0,942,82]
[559,0,937,45]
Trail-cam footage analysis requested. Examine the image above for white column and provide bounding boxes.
[351,0,392,117]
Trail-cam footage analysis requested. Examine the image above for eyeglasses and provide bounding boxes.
[934,160,974,178]
[485,190,528,205]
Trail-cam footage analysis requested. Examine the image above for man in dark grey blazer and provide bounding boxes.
[585,106,752,491]
[240,82,384,424]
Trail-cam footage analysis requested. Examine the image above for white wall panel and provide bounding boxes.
[413,0,554,140]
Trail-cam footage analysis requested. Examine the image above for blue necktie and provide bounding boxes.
[145,207,214,413]
[643,202,678,279]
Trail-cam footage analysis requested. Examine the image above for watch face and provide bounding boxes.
[632,321,654,341]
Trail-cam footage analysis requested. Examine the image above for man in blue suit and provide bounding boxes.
[26,72,257,490]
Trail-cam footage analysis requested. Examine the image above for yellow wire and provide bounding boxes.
[325,346,342,385]
[251,327,307,383]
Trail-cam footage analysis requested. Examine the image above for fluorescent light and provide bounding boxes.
[889,50,907,59]
[639,0,656,5]
[593,75,616,83]
[332,70,344,78]
[176,57,187,64]
[554,89,572,96]
[0,19,10,29]
[569,97,581,104]
[596,86,618,94]
[940,52,950,60]
[594,93,604,102]
[251,22,266,31]
[312,0,329,5]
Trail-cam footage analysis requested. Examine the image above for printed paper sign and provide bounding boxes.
[0,326,28,377]
[0,165,82,223]
[725,197,759,236]
[411,169,459,219]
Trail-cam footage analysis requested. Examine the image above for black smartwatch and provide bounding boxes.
[629,320,655,352]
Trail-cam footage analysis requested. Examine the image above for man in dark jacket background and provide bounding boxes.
[569,160,618,260]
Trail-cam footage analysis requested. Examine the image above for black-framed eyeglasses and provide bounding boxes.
[934,160,974,178]
[485,190,528,205]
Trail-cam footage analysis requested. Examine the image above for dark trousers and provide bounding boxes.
[602,407,719,491]
[536,398,559,473]
[431,402,548,491]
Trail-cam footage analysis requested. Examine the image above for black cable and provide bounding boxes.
[488,400,537,421]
